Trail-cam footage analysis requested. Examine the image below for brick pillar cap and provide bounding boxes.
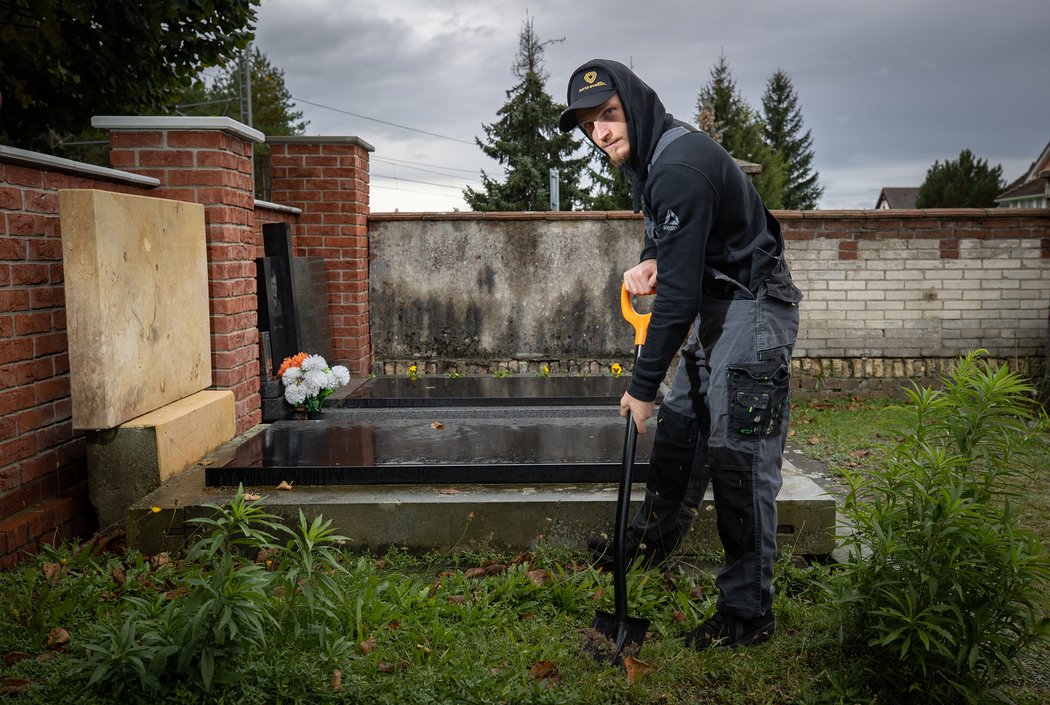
[268,135,375,152]
[92,116,264,143]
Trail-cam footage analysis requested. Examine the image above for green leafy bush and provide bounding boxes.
[827,351,1050,703]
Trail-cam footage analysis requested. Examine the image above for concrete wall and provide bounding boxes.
[369,209,1050,393]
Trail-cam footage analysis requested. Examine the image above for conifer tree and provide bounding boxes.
[587,158,633,210]
[762,70,823,210]
[916,149,1005,208]
[696,53,786,208]
[464,16,589,211]
[177,47,308,199]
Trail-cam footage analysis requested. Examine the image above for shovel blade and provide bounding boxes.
[585,609,649,666]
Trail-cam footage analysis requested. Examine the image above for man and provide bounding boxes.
[559,60,802,649]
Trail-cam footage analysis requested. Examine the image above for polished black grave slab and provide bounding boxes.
[206,416,652,487]
[338,375,658,408]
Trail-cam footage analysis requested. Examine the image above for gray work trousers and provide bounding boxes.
[631,258,802,619]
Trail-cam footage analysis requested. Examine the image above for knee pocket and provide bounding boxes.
[727,362,790,438]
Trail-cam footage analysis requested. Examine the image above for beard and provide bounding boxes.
[608,147,630,168]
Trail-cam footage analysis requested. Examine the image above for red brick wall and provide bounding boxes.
[269,137,373,374]
[0,162,150,569]
[106,127,263,433]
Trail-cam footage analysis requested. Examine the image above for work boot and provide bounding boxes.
[685,610,775,649]
[586,529,681,572]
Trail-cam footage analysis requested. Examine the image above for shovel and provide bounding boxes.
[587,283,652,666]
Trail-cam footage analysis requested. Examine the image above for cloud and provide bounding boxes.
[254,0,1050,211]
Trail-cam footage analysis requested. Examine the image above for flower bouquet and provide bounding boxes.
[276,352,350,413]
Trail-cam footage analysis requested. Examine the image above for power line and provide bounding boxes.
[371,173,479,191]
[372,155,490,176]
[293,96,475,145]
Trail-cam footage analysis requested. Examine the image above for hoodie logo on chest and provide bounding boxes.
[660,209,680,234]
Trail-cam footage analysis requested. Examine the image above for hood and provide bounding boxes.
[562,59,676,180]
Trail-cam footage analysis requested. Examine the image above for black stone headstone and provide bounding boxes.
[256,256,298,369]
[262,222,294,261]
[290,257,336,364]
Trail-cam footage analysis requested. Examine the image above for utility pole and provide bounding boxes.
[239,43,253,127]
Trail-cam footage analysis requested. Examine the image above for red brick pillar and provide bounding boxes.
[268,136,374,375]
[93,116,264,433]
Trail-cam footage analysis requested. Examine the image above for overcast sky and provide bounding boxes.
[251,0,1049,212]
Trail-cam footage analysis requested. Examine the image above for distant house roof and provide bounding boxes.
[875,187,919,209]
[996,139,1050,208]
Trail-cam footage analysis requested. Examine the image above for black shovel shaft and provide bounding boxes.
[612,343,644,635]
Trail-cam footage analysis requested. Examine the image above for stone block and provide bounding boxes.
[87,390,234,528]
[59,189,211,430]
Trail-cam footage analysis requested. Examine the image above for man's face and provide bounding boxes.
[576,93,630,167]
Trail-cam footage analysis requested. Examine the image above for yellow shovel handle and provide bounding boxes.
[620,283,652,346]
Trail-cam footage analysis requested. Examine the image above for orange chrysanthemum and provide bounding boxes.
[276,352,309,378]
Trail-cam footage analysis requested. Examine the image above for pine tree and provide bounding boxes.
[176,47,308,199]
[696,53,787,208]
[464,16,589,211]
[587,158,633,210]
[761,70,823,210]
[916,149,1005,208]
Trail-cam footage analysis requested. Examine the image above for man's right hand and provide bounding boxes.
[623,259,657,295]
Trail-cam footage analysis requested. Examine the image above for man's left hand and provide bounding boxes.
[619,391,654,433]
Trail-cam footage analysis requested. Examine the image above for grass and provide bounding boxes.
[0,395,1047,704]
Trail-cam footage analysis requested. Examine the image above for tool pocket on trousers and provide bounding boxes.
[727,363,790,438]
[757,273,802,351]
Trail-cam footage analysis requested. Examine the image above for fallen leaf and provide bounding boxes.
[447,594,467,604]
[255,547,278,565]
[465,562,506,579]
[149,552,171,569]
[0,677,33,696]
[526,568,550,587]
[511,551,534,566]
[689,585,705,600]
[590,586,605,601]
[3,652,30,667]
[330,669,342,691]
[277,481,294,490]
[430,421,444,430]
[623,655,655,684]
[46,627,70,651]
[387,621,400,631]
[244,492,262,501]
[849,449,870,457]
[110,566,126,586]
[438,487,462,495]
[197,459,215,466]
[377,661,409,673]
[359,636,377,655]
[807,435,821,445]
[672,610,687,623]
[787,429,796,438]
[528,660,562,688]
[43,562,62,582]
[416,641,431,654]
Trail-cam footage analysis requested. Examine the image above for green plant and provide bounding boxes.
[827,351,1050,703]
[445,370,463,378]
[492,368,511,378]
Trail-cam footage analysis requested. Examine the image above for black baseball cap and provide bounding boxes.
[558,66,617,132]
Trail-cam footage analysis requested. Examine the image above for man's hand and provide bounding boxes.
[620,391,654,434]
[623,259,657,296]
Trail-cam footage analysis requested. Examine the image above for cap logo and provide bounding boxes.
[577,69,608,95]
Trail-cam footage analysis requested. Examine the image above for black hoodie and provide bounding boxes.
[565,59,785,402]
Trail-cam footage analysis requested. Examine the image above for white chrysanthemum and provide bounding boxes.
[283,383,308,406]
[331,365,350,386]
[301,355,328,372]
[302,369,325,396]
[282,366,303,385]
